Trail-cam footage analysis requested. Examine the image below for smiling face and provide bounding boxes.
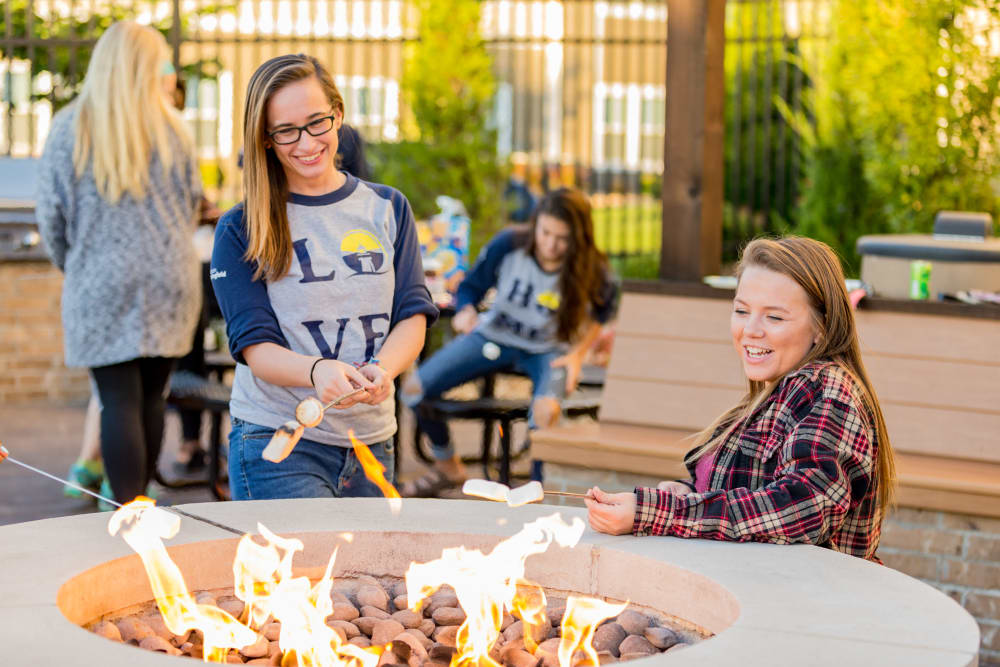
[265,76,343,195]
[533,213,572,270]
[731,265,820,383]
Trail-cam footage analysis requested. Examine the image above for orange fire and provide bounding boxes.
[349,428,402,515]
[110,500,627,666]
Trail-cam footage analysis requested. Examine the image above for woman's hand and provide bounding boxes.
[357,362,392,405]
[451,305,479,335]
[657,480,692,495]
[312,359,374,409]
[584,486,637,535]
[550,350,584,394]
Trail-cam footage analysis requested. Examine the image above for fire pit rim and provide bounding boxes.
[0,498,980,666]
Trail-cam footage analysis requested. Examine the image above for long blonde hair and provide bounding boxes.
[73,21,190,204]
[687,237,896,512]
[242,54,344,281]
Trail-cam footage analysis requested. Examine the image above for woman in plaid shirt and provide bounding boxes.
[586,237,896,561]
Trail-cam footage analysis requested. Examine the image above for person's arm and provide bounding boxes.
[452,228,521,333]
[633,388,867,543]
[550,321,602,394]
[34,116,72,271]
[243,342,373,408]
[357,314,426,405]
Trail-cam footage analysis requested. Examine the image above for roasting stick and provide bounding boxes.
[262,387,369,463]
[543,490,594,499]
[462,479,595,506]
[0,443,245,536]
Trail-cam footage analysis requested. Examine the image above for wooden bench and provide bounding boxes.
[414,366,605,484]
[533,282,1000,518]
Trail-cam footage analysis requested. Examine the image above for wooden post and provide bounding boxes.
[660,0,726,281]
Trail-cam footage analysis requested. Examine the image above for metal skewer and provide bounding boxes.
[0,445,245,536]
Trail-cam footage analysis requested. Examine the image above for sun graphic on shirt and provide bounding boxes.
[341,229,386,276]
[536,291,560,311]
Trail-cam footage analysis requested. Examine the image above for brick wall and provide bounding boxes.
[0,261,89,403]
[543,462,1000,665]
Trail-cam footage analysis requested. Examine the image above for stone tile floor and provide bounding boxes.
[0,398,532,526]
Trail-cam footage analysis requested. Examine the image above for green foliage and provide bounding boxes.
[783,0,1000,274]
[369,0,505,251]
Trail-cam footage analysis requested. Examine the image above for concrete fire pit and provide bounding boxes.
[0,498,980,665]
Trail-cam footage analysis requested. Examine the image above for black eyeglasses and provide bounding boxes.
[268,114,336,145]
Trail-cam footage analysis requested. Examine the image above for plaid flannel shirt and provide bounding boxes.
[633,361,883,561]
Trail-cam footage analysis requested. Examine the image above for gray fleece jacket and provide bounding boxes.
[34,105,202,368]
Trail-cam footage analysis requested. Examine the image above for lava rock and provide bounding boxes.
[392,632,429,663]
[394,594,409,612]
[349,636,373,648]
[618,635,657,656]
[431,606,466,626]
[596,651,617,664]
[615,611,650,637]
[331,591,353,606]
[195,592,218,607]
[392,609,423,629]
[329,625,348,643]
[363,605,392,620]
[503,620,524,642]
[501,646,541,667]
[358,585,390,612]
[94,620,122,642]
[400,628,433,650]
[643,626,680,650]
[428,643,457,662]
[117,617,156,643]
[355,617,379,636]
[432,624,459,647]
[332,602,361,621]
[418,618,436,637]
[372,619,406,646]
[329,620,361,639]
[592,622,627,656]
[425,590,460,615]
[241,635,269,658]
[262,622,281,641]
[219,597,246,619]
[546,601,566,626]
[533,638,562,667]
[139,636,181,655]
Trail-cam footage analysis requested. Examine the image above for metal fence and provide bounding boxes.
[1,0,829,265]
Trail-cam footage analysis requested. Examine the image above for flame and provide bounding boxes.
[558,596,628,667]
[511,582,547,653]
[349,429,402,514]
[108,499,259,661]
[405,514,585,667]
[110,500,627,667]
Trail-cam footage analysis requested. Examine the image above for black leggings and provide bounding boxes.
[90,357,175,502]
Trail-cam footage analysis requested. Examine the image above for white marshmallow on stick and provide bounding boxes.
[261,420,306,463]
[461,479,511,502]
[506,481,545,507]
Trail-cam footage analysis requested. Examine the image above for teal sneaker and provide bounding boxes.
[97,479,117,512]
[64,460,103,499]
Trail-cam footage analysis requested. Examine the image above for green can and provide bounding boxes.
[909,260,932,300]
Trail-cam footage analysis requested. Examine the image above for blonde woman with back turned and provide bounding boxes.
[587,237,895,561]
[36,21,202,506]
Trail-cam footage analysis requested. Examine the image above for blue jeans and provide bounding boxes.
[404,332,565,461]
[228,417,395,500]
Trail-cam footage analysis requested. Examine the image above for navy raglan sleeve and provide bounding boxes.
[210,205,289,364]
[592,268,621,324]
[389,190,439,329]
[454,228,519,312]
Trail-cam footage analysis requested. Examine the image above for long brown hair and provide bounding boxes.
[527,188,610,342]
[242,54,344,281]
[687,236,896,513]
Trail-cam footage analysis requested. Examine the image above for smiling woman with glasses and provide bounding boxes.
[209,53,438,501]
